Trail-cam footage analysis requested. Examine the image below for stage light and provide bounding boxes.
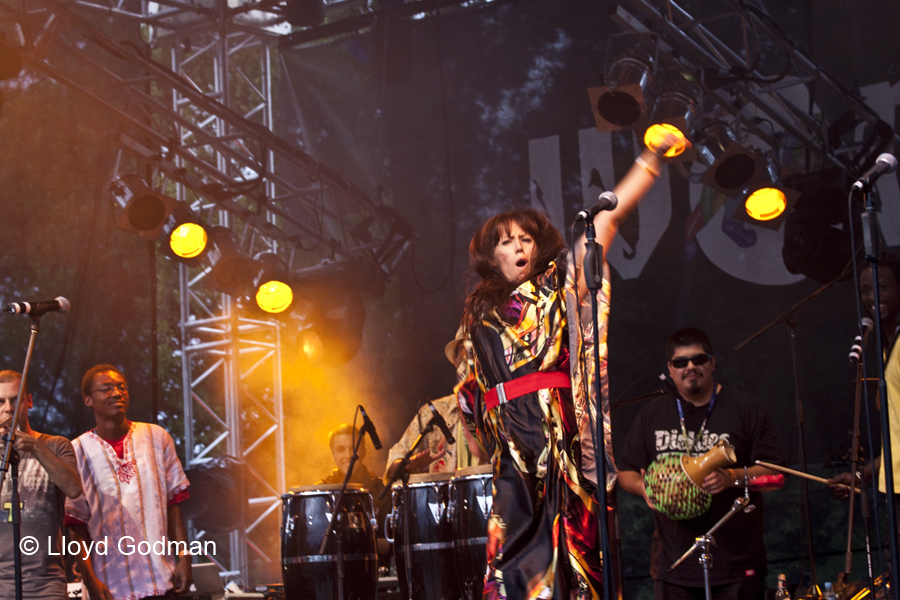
[588,42,654,133]
[110,174,176,241]
[253,253,293,314]
[643,74,700,159]
[170,223,207,258]
[744,187,786,221]
[162,203,208,259]
[294,295,365,367]
[697,120,767,197]
[203,226,257,298]
[782,168,857,283]
[729,155,798,231]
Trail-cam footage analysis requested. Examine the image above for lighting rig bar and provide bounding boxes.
[613,0,898,176]
[0,0,411,279]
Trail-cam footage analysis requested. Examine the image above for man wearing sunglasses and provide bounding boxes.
[64,364,193,600]
[618,328,786,600]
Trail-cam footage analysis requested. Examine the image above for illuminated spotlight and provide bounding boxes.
[697,120,769,197]
[295,296,366,367]
[161,203,207,260]
[781,168,856,283]
[253,253,293,314]
[110,174,176,241]
[643,74,700,159]
[203,226,257,298]
[744,186,786,221]
[587,42,654,133]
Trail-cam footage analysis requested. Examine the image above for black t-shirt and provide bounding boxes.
[617,385,787,586]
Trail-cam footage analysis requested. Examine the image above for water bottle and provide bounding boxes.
[775,573,790,600]
[823,581,838,600]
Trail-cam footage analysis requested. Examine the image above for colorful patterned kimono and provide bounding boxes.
[457,252,614,600]
[65,422,190,600]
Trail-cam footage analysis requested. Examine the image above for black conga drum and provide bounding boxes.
[281,483,378,600]
[387,472,457,600]
[449,465,492,600]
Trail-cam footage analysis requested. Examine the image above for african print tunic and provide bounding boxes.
[457,251,614,600]
[65,422,190,600]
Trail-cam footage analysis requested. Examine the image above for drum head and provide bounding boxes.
[404,471,455,485]
[284,483,365,497]
[453,464,492,478]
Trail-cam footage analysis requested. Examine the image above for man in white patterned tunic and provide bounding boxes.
[0,370,82,599]
[65,365,192,600]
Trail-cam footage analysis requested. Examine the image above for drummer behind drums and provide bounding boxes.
[618,327,787,600]
[317,424,392,540]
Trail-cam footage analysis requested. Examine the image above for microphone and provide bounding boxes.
[852,153,898,190]
[849,317,875,364]
[427,401,456,445]
[358,406,382,450]
[6,297,71,317]
[575,191,618,221]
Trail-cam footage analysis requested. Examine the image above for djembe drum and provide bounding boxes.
[644,441,736,520]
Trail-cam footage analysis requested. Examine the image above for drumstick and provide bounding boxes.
[755,461,853,490]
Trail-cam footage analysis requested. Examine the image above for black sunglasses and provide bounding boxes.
[670,353,712,369]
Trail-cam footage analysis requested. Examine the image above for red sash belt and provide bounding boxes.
[484,370,571,411]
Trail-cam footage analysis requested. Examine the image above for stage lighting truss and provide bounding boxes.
[610,0,899,180]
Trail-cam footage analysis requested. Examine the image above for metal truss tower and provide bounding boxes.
[0,0,411,582]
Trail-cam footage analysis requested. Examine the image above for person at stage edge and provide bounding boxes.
[0,370,82,600]
[317,423,390,534]
[617,328,787,600]
[65,364,193,600]
[454,137,677,599]
[828,255,900,502]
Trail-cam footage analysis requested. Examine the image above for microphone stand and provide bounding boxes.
[318,428,367,600]
[668,496,753,600]
[1,315,42,600]
[841,354,876,594]
[859,184,900,600]
[734,275,846,596]
[583,218,614,600]
[380,416,440,600]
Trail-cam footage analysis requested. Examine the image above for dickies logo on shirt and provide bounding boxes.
[654,429,731,454]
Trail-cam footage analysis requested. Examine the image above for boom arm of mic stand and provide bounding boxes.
[734,275,843,353]
[379,422,436,500]
[668,497,750,573]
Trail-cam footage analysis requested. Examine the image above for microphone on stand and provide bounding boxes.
[427,401,456,445]
[359,406,382,450]
[852,153,898,190]
[575,191,618,222]
[6,297,70,317]
[849,317,875,364]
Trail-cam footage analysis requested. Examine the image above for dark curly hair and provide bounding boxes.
[461,207,565,332]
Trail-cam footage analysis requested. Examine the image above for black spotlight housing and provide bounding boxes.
[110,174,177,241]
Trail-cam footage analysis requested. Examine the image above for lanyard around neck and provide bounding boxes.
[675,384,717,456]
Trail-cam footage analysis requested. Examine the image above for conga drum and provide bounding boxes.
[387,472,457,600]
[449,465,492,600]
[643,441,736,520]
[281,484,378,600]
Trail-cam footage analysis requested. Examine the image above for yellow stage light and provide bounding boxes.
[169,223,208,258]
[644,123,688,158]
[745,187,787,221]
[256,280,294,314]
